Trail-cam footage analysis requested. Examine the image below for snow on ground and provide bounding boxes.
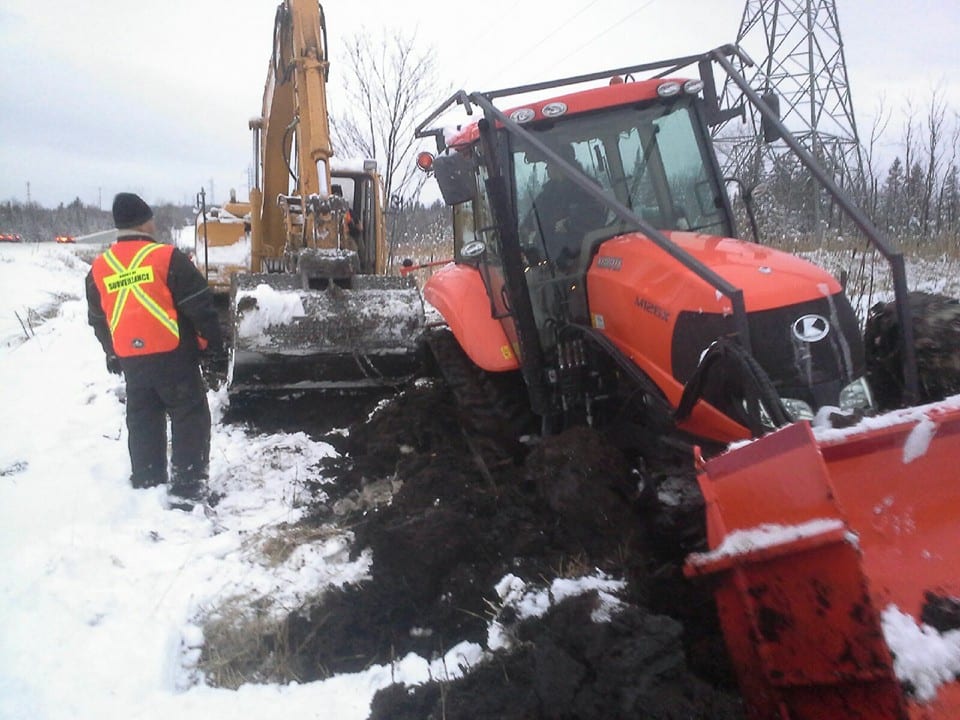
[2,240,957,717]
[0,242,382,718]
[0,242,621,719]
[0,243,91,347]
[487,573,626,651]
[0,242,461,718]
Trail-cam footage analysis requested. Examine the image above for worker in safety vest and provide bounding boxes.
[85,192,223,510]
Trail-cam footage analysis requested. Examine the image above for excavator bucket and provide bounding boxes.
[685,398,960,719]
[228,264,425,393]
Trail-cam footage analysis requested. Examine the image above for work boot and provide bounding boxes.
[168,472,208,512]
[130,473,167,490]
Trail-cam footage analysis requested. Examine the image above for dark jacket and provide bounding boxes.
[86,233,224,384]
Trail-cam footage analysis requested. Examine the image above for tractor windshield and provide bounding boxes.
[511,97,731,268]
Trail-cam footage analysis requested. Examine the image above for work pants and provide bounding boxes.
[125,362,210,499]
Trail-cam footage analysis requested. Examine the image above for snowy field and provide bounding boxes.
[0,241,482,719]
[0,241,619,719]
[1,239,958,718]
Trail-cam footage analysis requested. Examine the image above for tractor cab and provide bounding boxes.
[492,81,735,363]
[434,76,735,350]
[509,85,733,270]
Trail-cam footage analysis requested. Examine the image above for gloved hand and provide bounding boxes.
[105,354,122,376]
[200,346,228,390]
[201,345,227,365]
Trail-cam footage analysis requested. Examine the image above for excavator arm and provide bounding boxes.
[251,0,341,270]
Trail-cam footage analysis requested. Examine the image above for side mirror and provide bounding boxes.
[433,152,476,206]
[759,91,783,144]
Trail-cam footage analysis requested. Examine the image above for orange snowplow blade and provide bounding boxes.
[685,398,960,720]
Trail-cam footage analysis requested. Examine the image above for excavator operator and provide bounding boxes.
[332,184,362,244]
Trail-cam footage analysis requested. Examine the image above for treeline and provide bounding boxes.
[729,94,960,254]
[389,199,452,272]
[0,193,453,269]
[0,198,194,244]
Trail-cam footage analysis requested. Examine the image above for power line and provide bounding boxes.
[554,0,659,68]
[484,0,605,87]
[469,0,523,46]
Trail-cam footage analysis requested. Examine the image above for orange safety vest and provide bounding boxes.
[91,240,181,357]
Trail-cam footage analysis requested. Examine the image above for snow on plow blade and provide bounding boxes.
[230,273,425,392]
[685,398,960,720]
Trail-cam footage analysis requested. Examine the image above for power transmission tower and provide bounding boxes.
[713,0,865,235]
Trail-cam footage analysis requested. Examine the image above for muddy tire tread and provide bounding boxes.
[426,328,535,447]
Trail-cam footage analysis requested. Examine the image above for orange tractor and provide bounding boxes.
[414,46,960,719]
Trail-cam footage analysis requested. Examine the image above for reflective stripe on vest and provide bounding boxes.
[101,244,180,340]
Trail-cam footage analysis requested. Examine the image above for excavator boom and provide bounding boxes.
[253,0,336,266]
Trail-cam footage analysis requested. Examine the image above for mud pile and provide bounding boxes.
[256,380,745,718]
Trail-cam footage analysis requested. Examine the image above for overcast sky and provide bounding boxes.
[1,0,958,209]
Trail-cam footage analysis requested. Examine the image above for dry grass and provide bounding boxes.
[549,553,596,581]
[195,523,346,688]
[257,523,340,567]
[197,595,306,689]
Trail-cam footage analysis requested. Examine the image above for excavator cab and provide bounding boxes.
[329,171,381,274]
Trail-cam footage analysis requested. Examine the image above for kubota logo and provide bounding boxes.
[792,314,830,343]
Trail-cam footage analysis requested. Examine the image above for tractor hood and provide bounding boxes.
[589,230,842,315]
[585,229,863,424]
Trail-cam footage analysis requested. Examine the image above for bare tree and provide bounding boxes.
[939,116,960,237]
[861,97,892,215]
[330,29,448,211]
[921,89,947,235]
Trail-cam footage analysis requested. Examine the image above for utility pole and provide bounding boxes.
[26,181,31,204]
[713,0,865,238]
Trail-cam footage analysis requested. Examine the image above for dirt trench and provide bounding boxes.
[206,289,960,716]
[227,379,744,719]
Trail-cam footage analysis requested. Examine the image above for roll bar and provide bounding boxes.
[415,44,919,404]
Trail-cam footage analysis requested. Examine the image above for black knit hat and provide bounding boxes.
[112,192,153,229]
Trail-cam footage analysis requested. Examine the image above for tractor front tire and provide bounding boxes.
[425,328,536,463]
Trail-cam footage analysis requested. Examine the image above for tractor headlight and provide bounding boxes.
[780,397,815,422]
[839,376,875,412]
[743,397,811,429]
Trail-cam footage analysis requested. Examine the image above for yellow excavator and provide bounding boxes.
[194,0,424,392]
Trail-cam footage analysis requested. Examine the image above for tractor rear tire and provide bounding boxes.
[865,291,960,410]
